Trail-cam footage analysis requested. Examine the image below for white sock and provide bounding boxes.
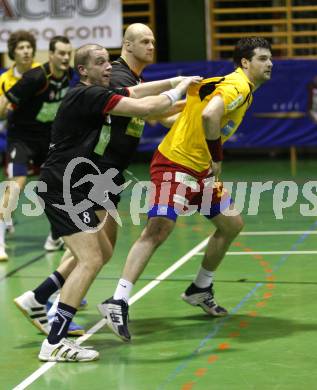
[194,266,214,288]
[0,221,6,247]
[113,278,133,303]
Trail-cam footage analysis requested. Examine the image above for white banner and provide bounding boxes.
[0,0,122,52]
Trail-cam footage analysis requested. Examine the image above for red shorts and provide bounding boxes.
[148,150,232,221]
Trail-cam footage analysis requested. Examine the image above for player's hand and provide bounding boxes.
[211,161,222,180]
[175,76,203,95]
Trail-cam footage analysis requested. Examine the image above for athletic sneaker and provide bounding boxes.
[44,234,64,251]
[38,338,99,362]
[97,297,130,342]
[46,301,85,337]
[181,283,228,316]
[14,290,50,334]
[0,245,8,261]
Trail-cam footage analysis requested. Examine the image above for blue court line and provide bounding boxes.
[157,221,317,390]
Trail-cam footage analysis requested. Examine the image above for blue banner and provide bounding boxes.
[140,60,317,151]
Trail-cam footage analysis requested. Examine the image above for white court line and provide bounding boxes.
[13,238,209,390]
[196,251,317,255]
[240,231,317,236]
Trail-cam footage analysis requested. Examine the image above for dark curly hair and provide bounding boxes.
[7,30,36,60]
[233,37,271,67]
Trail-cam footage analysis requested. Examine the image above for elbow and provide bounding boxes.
[202,108,214,123]
[202,111,214,129]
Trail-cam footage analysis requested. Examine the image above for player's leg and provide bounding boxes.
[39,228,110,362]
[0,141,29,260]
[98,216,175,341]
[98,156,180,341]
[182,182,244,316]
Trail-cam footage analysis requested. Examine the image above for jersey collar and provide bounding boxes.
[115,56,143,81]
[236,67,255,90]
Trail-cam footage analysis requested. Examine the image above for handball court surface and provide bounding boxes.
[1,159,317,390]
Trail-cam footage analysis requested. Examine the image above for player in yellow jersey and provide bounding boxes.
[98,37,273,342]
[0,30,39,111]
[0,30,39,260]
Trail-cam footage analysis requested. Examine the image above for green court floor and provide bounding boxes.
[1,159,317,389]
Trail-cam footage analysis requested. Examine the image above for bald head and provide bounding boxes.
[123,23,153,43]
[121,23,155,70]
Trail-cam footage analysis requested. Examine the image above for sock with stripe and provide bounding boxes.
[33,271,65,304]
[47,302,77,344]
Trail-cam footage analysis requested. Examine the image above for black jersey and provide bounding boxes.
[97,57,145,171]
[5,62,73,141]
[40,82,129,192]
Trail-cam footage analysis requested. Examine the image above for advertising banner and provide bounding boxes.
[0,0,122,51]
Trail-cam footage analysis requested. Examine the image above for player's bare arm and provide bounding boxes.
[0,95,10,119]
[202,94,224,140]
[128,76,201,98]
[202,94,225,178]
[111,77,201,118]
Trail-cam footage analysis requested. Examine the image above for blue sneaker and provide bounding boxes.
[78,298,88,311]
[67,321,85,337]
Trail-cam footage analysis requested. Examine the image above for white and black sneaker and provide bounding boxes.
[98,297,130,342]
[14,291,50,335]
[44,234,64,252]
[38,338,99,362]
[181,283,228,317]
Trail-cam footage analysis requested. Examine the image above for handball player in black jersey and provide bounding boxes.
[14,42,200,361]
[0,36,72,258]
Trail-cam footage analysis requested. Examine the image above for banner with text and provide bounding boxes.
[0,0,122,51]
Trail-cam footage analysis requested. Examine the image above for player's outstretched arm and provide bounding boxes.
[109,77,201,118]
[129,76,201,98]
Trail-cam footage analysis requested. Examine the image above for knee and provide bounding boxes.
[141,218,174,247]
[222,215,244,238]
[87,252,105,273]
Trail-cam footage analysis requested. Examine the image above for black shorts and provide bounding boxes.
[38,190,101,240]
[7,137,50,178]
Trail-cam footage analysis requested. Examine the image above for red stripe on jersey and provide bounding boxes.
[103,94,124,114]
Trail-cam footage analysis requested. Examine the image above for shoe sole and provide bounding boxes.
[13,298,49,335]
[38,354,99,362]
[67,329,85,337]
[44,245,64,252]
[181,293,228,317]
[97,304,130,342]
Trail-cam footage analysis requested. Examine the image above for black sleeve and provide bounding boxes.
[83,85,129,116]
[109,62,138,89]
[5,66,47,105]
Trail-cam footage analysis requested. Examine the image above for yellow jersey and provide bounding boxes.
[0,62,40,96]
[158,67,254,172]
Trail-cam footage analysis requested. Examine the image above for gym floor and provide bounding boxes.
[1,159,317,389]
